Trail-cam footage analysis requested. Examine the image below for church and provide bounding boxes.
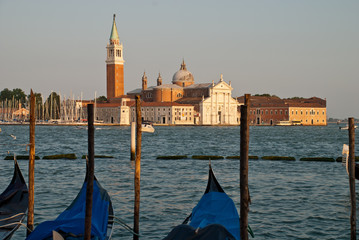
[94,15,240,125]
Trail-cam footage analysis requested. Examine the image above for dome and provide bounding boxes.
[172,60,194,85]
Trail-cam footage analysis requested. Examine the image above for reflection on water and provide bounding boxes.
[0,124,357,239]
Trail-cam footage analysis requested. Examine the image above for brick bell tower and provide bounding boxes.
[106,14,124,100]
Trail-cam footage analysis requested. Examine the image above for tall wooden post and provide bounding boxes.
[84,104,95,240]
[240,94,250,240]
[348,117,356,240]
[131,122,136,160]
[27,89,36,236]
[133,95,142,240]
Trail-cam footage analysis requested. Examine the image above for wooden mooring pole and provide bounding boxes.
[348,117,356,240]
[131,121,136,160]
[134,95,142,240]
[240,94,250,240]
[84,104,95,240]
[27,89,36,236]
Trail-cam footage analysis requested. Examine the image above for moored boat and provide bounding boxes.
[142,121,155,133]
[25,166,113,240]
[0,159,28,240]
[339,125,357,130]
[275,120,302,126]
[163,165,241,240]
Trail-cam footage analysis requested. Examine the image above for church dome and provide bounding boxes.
[172,60,194,86]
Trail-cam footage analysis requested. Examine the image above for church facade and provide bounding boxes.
[127,60,240,125]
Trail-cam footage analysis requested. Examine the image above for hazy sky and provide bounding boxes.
[0,1,358,118]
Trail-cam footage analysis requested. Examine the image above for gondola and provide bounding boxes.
[0,160,28,240]
[26,167,113,240]
[163,165,240,240]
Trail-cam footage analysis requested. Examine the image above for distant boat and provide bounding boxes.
[0,159,28,240]
[163,165,247,240]
[26,165,114,240]
[339,125,357,130]
[275,120,302,126]
[142,121,155,133]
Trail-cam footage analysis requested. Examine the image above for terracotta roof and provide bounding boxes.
[96,102,122,108]
[175,97,203,104]
[153,84,183,89]
[237,96,326,108]
[284,97,326,107]
[127,101,193,107]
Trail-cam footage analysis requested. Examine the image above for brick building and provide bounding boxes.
[237,96,327,126]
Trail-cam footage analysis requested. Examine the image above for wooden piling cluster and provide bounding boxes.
[240,94,250,240]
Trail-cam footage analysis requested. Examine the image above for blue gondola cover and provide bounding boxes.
[163,166,241,240]
[189,189,240,239]
[26,178,111,240]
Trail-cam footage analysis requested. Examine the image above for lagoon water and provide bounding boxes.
[0,123,358,239]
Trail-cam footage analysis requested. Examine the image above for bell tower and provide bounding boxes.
[106,14,124,100]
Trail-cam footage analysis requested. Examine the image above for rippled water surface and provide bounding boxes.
[0,123,358,239]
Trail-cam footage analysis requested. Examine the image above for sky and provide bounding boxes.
[0,0,358,119]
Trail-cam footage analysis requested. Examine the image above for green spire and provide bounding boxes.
[110,14,119,41]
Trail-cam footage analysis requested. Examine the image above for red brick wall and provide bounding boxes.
[107,64,124,99]
[249,107,289,125]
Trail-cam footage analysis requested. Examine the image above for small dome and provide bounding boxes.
[172,60,194,84]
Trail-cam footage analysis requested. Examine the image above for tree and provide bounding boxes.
[96,96,107,103]
[12,88,26,106]
[44,92,61,120]
[254,93,279,98]
[0,88,27,107]
[0,88,14,101]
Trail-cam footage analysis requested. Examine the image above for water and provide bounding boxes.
[0,123,357,239]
